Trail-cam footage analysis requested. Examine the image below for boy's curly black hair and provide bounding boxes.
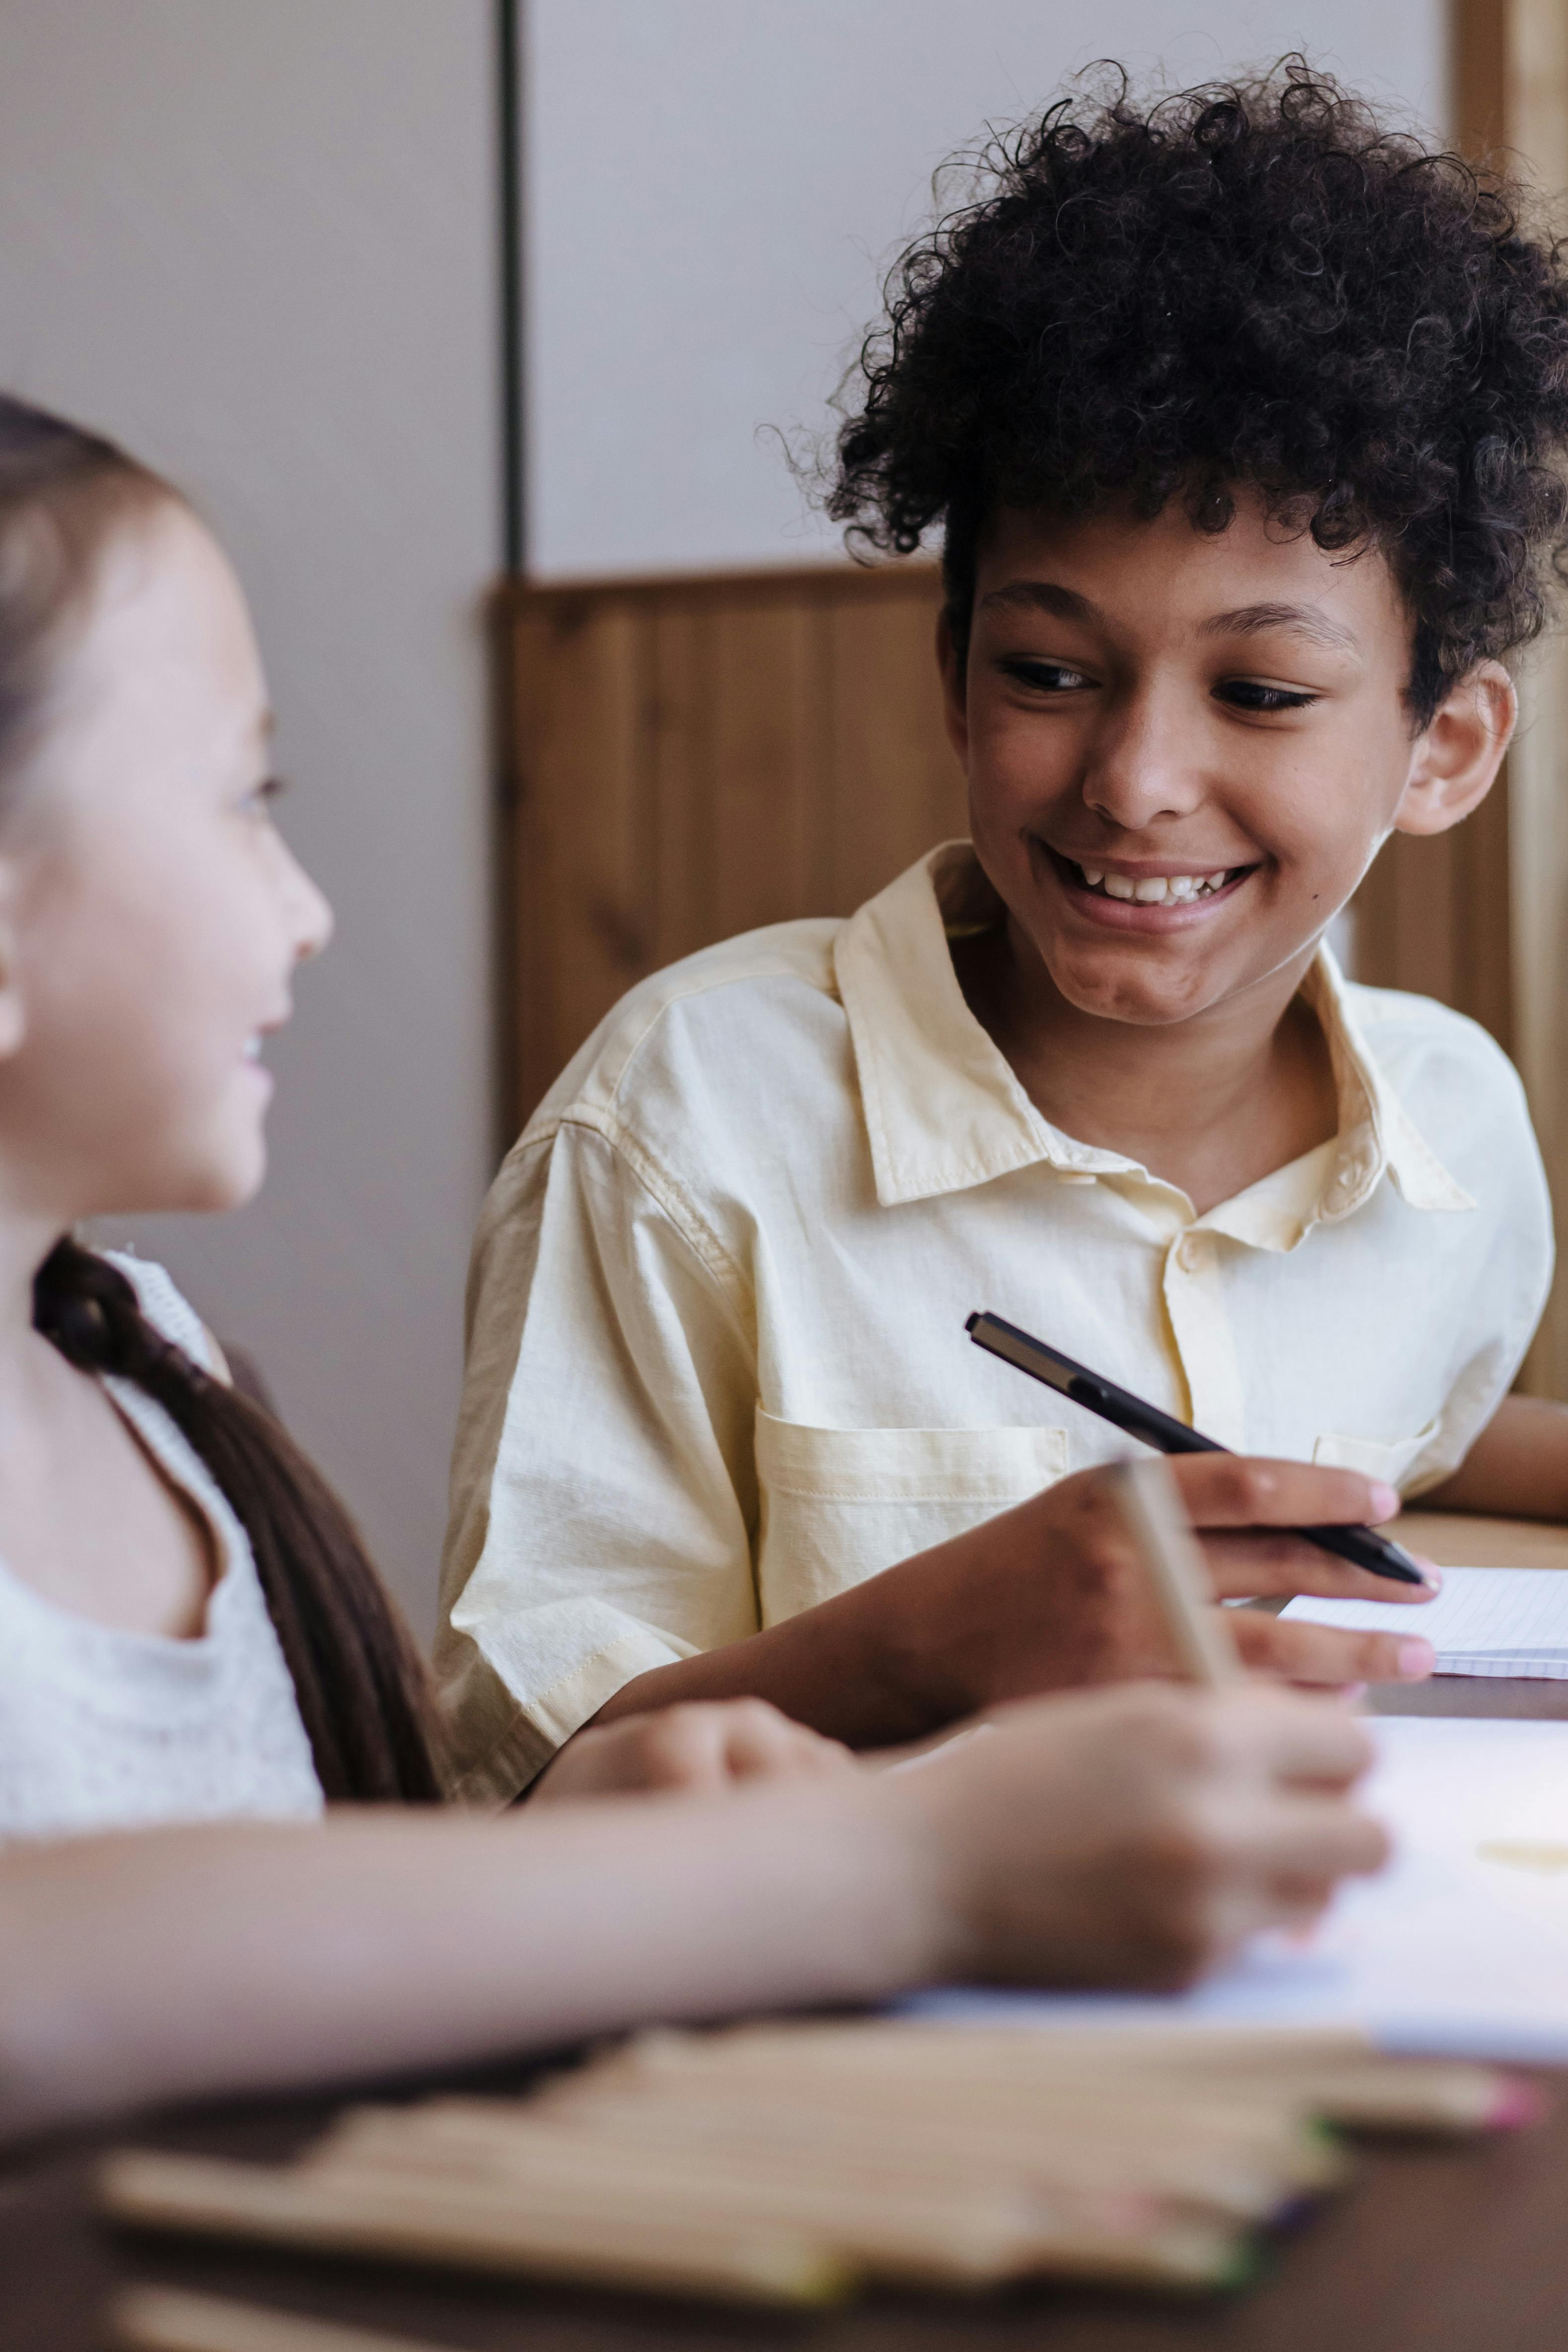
[828,61,1568,725]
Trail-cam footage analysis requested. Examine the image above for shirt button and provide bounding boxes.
[1176,1233,1204,1272]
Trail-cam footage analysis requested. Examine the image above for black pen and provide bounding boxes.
[966,1309,1434,1589]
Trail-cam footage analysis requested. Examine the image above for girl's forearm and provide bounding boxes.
[0,1682,1388,2144]
[0,1781,935,2143]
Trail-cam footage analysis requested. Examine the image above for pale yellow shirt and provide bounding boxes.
[439,843,1553,1801]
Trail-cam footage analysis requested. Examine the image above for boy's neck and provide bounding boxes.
[956,922,1340,1217]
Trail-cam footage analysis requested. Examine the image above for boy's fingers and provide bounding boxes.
[1230,1613,1435,1687]
[1202,1527,1440,1604]
[1163,1455,1438,1605]
[1169,1454,1401,1535]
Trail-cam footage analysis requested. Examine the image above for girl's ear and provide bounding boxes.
[0,865,29,1060]
[1392,661,1516,838]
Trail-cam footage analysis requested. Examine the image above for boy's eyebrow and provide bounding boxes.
[979,581,1101,623]
[980,584,1360,659]
[1199,602,1361,655]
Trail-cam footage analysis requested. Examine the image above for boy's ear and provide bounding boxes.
[0,865,28,1061]
[1391,661,1516,839]
[936,607,970,764]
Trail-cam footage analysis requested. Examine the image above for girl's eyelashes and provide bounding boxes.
[1214,679,1320,714]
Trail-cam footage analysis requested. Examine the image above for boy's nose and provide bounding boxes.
[1080,687,1207,830]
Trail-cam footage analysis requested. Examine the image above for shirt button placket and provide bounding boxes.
[1162,1228,1247,1449]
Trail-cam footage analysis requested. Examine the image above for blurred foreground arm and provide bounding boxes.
[0,1682,1382,2144]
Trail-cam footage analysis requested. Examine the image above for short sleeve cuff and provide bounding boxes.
[442,1622,695,1807]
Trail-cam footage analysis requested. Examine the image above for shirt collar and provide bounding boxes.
[834,842,1474,1225]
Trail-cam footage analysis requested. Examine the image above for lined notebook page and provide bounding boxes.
[1282,1566,1568,1677]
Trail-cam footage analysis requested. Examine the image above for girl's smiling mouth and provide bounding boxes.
[1036,842,1257,923]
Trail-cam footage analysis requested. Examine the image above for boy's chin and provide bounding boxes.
[1043,940,1242,1029]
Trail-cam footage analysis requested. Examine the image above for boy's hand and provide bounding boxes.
[900,1680,1386,1989]
[530,1699,854,1805]
[904,1454,1437,1710]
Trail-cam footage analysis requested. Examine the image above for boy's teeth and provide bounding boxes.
[1074,864,1233,903]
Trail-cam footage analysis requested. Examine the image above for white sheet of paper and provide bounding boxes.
[1280,1565,1568,1677]
[903,1716,1568,2060]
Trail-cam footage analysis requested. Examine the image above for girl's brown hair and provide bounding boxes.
[0,393,442,1804]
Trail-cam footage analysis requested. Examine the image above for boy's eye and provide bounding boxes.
[998,657,1096,694]
[242,774,288,816]
[1214,679,1319,714]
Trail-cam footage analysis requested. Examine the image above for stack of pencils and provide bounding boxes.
[102,2016,1539,2310]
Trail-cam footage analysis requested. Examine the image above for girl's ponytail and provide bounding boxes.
[33,1239,444,1805]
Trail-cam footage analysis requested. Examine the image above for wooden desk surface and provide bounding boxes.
[12,1509,1568,2352]
[1394,1510,1568,1572]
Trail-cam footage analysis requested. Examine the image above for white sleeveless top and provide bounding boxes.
[0,1253,324,1841]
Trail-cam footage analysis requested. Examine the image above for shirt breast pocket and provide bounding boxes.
[1311,1416,1442,1492]
[752,1408,1070,1626]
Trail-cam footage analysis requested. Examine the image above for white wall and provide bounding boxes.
[527,0,1447,579]
[0,0,500,1633]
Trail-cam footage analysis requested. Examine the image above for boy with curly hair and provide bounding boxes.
[440,66,1568,1800]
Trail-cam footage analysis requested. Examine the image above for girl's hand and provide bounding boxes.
[902,1454,1437,1709]
[530,1699,853,1804]
[899,1679,1386,1989]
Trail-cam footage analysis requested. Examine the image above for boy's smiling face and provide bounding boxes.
[944,495,1513,1031]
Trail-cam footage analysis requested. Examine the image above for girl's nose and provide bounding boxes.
[282,843,333,963]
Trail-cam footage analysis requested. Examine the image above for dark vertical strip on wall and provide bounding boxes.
[491,0,528,1150]
[498,0,525,577]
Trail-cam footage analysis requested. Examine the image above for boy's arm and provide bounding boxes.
[0,1681,1380,2144]
[1419,1392,1568,1520]
[438,1122,767,1797]
[586,1454,1439,1748]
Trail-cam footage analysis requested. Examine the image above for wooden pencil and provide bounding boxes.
[502,2089,1344,2213]
[316,2089,1326,2224]
[1108,1453,1243,1685]
[602,2022,1536,2132]
[101,2150,848,2307]
[111,2284,467,2352]
[101,2140,1249,2294]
